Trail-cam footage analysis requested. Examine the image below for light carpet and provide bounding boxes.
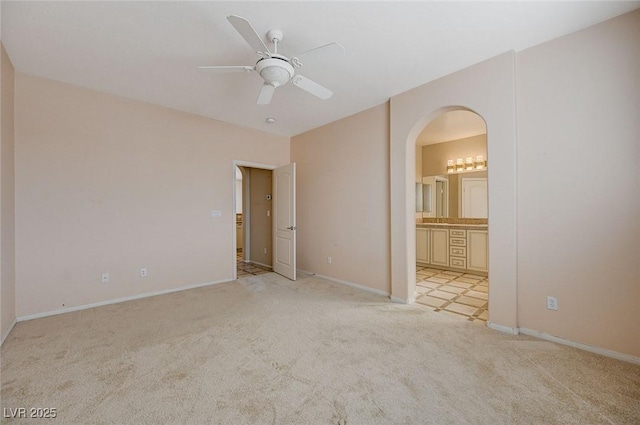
[1,272,639,424]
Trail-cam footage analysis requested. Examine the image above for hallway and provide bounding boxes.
[236,250,272,278]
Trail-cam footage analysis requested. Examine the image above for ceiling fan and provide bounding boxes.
[199,15,344,105]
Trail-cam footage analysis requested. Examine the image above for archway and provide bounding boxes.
[388,52,518,333]
[414,109,490,322]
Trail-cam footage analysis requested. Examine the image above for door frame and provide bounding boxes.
[434,175,449,217]
[231,160,277,280]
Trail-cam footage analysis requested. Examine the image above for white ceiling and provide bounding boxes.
[417,110,486,146]
[2,1,638,137]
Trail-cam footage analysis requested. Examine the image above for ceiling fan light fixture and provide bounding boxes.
[256,58,294,87]
[199,16,341,106]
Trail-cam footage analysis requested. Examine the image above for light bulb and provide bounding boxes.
[447,160,454,173]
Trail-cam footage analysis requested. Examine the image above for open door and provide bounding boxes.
[273,163,296,280]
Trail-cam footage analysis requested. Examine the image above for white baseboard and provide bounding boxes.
[487,321,520,335]
[298,269,390,298]
[1,317,17,347]
[390,296,416,304]
[247,260,272,269]
[518,327,640,365]
[17,278,233,323]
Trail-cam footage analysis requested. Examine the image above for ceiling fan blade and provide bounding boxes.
[292,75,333,100]
[227,15,271,55]
[197,65,254,74]
[257,84,275,105]
[292,42,345,64]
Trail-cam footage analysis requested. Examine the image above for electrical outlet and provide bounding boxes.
[263,248,267,255]
[327,256,332,264]
[101,272,110,283]
[546,296,558,310]
[140,268,147,278]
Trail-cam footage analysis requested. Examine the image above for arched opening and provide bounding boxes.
[389,53,518,333]
[413,109,490,323]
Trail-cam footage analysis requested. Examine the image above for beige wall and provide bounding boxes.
[516,10,640,356]
[415,145,422,221]
[235,175,242,214]
[448,174,459,218]
[1,43,16,342]
[14,73,289,318]
[248,168,273,267]
[415,145,422,181]
[291,103,390,294]
[421,134,487,176]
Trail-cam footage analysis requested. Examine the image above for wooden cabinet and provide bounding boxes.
[417,225,488,275]
[449,229,467,269]
[467,229,488,272]
[416,227,430,264]
[430,228,449,267]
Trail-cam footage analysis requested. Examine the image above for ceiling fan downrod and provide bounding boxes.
[267,29,283,54]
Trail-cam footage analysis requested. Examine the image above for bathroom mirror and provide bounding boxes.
[423,184,432,213]
[422,176,448,217]
[422,171,487,218]
[416,182,434,213]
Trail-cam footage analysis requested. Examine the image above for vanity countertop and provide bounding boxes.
[417,223,488,229]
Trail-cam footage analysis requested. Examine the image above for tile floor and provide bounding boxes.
[237,250,272,277]
[415,266,489,323]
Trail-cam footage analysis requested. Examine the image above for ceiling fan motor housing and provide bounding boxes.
[256,56,294,87]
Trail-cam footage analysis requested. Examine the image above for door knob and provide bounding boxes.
[286,226,297,230]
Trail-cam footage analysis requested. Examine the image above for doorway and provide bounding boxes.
[235,166,273,278]
[235,165,274,278]
[413,110,490,323]
[232,161,297,281]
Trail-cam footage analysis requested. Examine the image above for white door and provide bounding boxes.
[462,178,488,218]
[273,163,296,280]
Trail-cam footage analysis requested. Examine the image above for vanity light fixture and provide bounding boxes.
[447,160,455,173]
[447,155,486,173]
[465,157,474,170]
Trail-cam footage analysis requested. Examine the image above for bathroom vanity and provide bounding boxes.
[416,222,488,275]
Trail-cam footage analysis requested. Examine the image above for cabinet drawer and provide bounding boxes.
[450,229,467,237]
[450,257,467,269]
[450,238,466,246]
[450,246,466,257]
